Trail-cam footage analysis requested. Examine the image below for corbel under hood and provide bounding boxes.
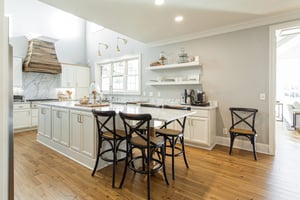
[23,39,61,74]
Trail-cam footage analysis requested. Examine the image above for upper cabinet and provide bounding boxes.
[146,61,202,86]
[61,64,90,98]
[13,57,23,87]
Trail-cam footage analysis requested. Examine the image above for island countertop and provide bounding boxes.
[37,101,205,123]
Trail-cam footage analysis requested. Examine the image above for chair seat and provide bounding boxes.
[130,135,164,147]
[230,128,256,135]
[156,128,182,136]
[102,130,126,139]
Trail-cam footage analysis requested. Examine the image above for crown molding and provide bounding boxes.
[147,9,300,47]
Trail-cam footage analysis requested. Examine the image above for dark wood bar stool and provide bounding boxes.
[229,107,259,160]
[119,112,169,200]
[156,105,191,180]
[91,110,126,188]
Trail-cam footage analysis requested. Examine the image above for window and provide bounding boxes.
[97,55,141,95]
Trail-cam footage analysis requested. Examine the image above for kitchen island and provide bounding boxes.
[37,101,217,170]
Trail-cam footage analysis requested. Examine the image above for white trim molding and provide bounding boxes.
[268,19,300,156]
[215,136,270,155]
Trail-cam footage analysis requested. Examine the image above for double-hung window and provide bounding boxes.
[97,55,141,95]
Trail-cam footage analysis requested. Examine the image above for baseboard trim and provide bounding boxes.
[215,136,270,154]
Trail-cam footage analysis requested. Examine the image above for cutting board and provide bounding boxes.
[74,103,110,107]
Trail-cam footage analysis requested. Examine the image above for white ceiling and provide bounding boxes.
[39,0,300,45]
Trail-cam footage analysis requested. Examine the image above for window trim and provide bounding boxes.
[95,54,142,95]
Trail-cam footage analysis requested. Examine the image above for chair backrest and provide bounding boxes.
[92,110,118,138]
[229,107,258,132]
[161,105,191,131]
[119,112,152,144]
[140,103,163,108]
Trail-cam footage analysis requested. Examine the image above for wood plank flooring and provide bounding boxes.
[14,123,300,200]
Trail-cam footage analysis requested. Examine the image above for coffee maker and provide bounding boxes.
[182,89,209,106]
[194,90,209,106]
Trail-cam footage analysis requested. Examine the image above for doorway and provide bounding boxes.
[269,20,300,155]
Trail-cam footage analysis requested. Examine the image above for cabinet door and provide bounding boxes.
[38,106,51,138]
[81,112,95,158]
[190,117,209,145]
[13,109,31,129]
[52,109,61,143]
[75,67,90,88]
[13,57,22,87]
[60,110,70,146]
[70,111,82,152]
[61,65,75,87]
[52,108,70,146]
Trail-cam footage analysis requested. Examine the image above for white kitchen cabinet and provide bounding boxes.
[69,110,95,158]
[185,108,216,150]
[61,64,90,99]
[13,57,23,87]
[13,103,31,129]
[52,107,70,147]
[38,105,52,139]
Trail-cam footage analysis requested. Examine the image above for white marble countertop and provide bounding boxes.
[37,101,215,122]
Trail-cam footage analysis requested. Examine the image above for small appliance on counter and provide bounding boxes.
[181,89,209,106]
[13,95,25,102]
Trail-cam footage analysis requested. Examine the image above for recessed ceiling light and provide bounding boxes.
[155,0,165,6]
[175,16,183,22]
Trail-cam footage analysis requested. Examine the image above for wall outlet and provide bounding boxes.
[157,92,161,97]
[149,91,153,97]
[259,93,266,101]
[223,128,228,135]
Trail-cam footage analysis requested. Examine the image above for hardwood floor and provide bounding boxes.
[14,123,300,200]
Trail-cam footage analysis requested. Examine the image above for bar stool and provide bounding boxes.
[140,103,163,128]
[118,112,169,200]
[156,105,191,180]
[229,107,258,160]
[91,110,126,188]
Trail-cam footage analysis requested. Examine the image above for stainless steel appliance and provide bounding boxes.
[183,89,209,106]
[13,95,24,102]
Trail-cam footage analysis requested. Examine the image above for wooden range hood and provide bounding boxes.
[23,39,61,74]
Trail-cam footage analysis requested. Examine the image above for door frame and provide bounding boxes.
[269,19,300,155]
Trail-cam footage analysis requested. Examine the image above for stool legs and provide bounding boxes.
[181,137,189,169]
[91,138,102,176]
[166,135,189,180]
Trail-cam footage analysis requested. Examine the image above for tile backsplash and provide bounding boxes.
[22,72,60,100]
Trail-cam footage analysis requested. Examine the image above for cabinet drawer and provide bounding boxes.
[191,109,209,117]
[14,103,31,110]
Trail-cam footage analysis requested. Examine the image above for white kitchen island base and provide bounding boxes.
[37,134,108,170]
[36,101,216,170]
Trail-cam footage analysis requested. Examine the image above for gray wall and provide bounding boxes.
[86,25,269,144]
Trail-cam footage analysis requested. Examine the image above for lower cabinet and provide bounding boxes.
[38,105,52,138]
[184,108,216,149]
[14,103,39,132]
[13,103,32,130]
[52,107,70,147]
[70,110,95,158]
